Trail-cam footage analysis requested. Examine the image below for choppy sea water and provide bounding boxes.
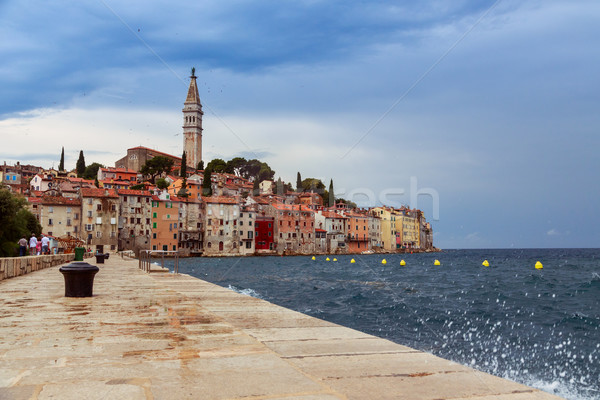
[167,248,600,400]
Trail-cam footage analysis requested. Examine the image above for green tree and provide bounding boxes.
[202,168,212,196]
[156,178,169,190]
[139,156,174,183]
[180,151,187,177]
[197,160,204,171]
[301,178,325,192]
[58,147,65,171]
[76,150,86,177]
[82,162,104,180]
[225,157,247,175]
[0,187,41,257]
[296,172,302,192]
[206,158,227,173]
[130,183,145,190]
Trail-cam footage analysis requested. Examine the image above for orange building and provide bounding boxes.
[346,211,370,253]
[151,193,180,252]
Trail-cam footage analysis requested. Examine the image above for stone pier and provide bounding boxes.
[0,255,563,399]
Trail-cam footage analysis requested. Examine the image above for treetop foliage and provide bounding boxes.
[0,187,41,257]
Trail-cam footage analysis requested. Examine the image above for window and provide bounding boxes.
[153,212,157,218]
[48,218,53,225]
[173,234,177,239]
[249,221,252,226]
[74,213,79,220]
[66,219,72,226]
[111,204,116,211]
[162,245,168,251]
[97,204,102,211]
[66,207,72,213]
[96,231,102,238]
[152,222,157,228]
[268,223,272,228]
[85,224,93,231]
[87,211,92,218]
[153,233,157,239]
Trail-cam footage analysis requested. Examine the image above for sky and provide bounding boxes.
[1,0,599,249]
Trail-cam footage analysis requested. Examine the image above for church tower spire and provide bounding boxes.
[183,67,203,169]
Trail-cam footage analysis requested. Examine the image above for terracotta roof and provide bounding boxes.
[127,146,181,161]
[40,196,81,206]
[271,203,314,213]
[204,196,239,204]
[320,211,347,219]
[100,167,137,174]
[80,188,119,198]
[116,189,153,196]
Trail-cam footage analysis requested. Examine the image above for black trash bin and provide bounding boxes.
[95,253,106,264]
[59,262,99,297]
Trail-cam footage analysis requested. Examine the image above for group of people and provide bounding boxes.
[18,234,51,256]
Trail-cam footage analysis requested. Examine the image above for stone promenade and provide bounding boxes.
[0,256,563,400]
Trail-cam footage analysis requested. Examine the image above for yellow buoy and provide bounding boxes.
[482,260,489,267]
[350,258,355,263]
[535,261,543,269]
[400,260,406,266]
[333,258,337,262]
[382,259,387,265]
[311,256,316,261]
[326,257,330,261]
[434,259,441,266]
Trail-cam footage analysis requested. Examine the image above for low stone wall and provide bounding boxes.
[0,254,75,281]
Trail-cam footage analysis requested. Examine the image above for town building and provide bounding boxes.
[345,210,370,253]
[34,196,82,239]
[315,210,348,253]
[203,196,241,256]
[269,204,315,254]
[239,205,257,255]
[115,146,181,173]
[80,188,119,252]
[177,198,204,256]
[116,189,153,255]
[150,191,180,252]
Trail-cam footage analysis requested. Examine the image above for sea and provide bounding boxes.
[164,248,599,400]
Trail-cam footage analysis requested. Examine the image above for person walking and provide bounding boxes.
[18,236,28,256]
[36,237,42,255]
[41,235,50,255]
[29,234,37,256]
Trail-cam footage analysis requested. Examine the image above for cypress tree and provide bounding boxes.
[202,168,212,196]
[58,147,65,171]
[180,151,187,177]
[329,179,334,207]
[197,160,204,171]
[76,150,86,177]
[296,172,302,192]
[253,177,260,196]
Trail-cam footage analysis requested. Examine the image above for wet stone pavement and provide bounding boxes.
[0,256,563,400]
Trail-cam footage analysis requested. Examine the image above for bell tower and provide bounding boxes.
[183,67,203,169]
